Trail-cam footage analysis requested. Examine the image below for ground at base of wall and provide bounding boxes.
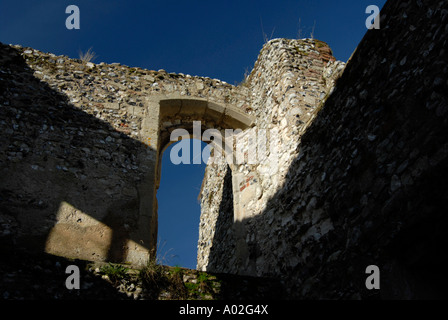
[0,244,285,300]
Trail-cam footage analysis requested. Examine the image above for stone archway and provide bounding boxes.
[140,95,254,260]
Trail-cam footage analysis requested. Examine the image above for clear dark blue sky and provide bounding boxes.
[0,0,386,268]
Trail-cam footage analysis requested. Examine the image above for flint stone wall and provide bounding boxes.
[0,42,252,266]
[1,0,447,299]
[198,0,448,299]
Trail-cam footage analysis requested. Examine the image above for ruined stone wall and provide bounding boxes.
[197,39,345,274]
[0,43,251,266]
[2,0,447,299]
[199,0,448,299]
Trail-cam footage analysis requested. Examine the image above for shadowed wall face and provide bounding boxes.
[199,0,448,299]
[0,43,156,265]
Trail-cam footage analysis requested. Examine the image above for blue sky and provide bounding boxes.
[0,0,386,269]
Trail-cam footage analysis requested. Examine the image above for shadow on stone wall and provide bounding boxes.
[0,43,153,264]
[205,165,236,273]
[206,0,448,299]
